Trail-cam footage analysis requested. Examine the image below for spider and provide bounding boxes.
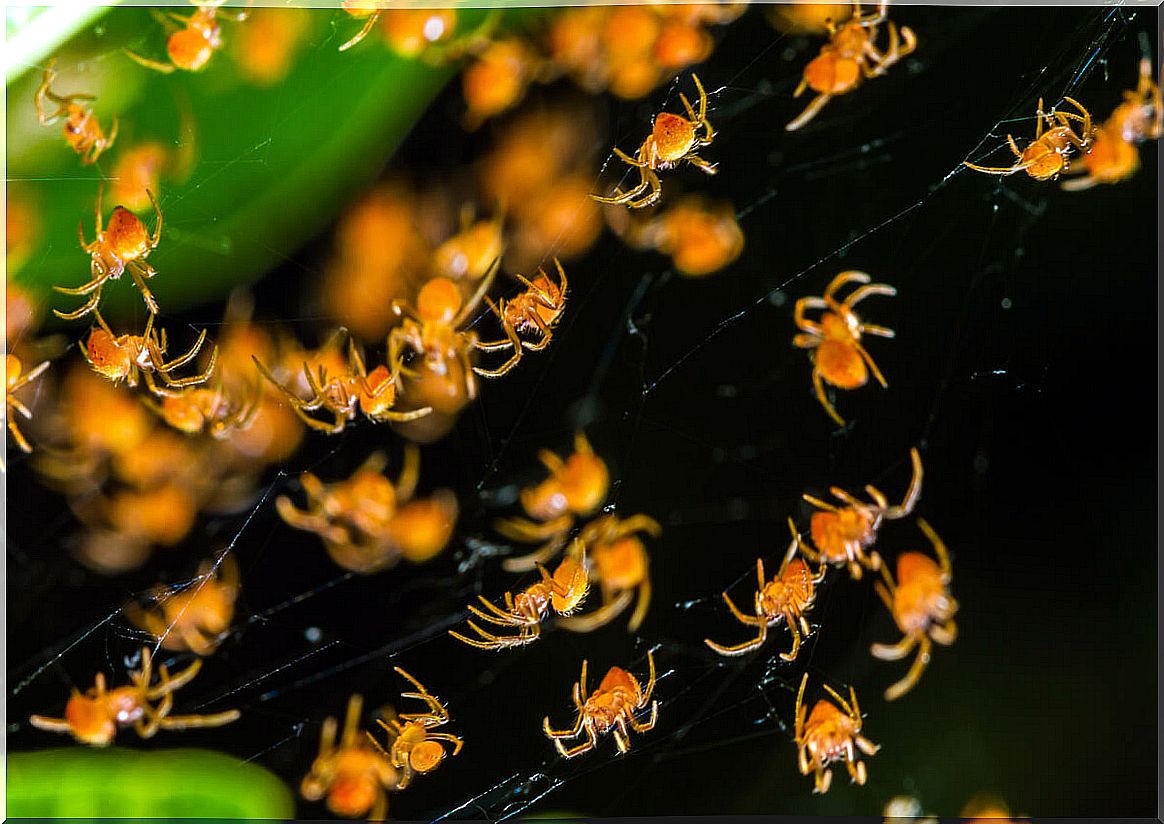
[126,1,246,73]
[558,513,662,634]
[871,518,958,701]
[800,447,923,580]
[1063,57,1162,191]
[300,694,401,822]
[370,667,464,790]
[705,518,826,660]
[592,73,716,209]
[28,646,240,747]
[496,431,611,572]
[84,310,217,392]
[793,269,896,426]
[56,184,163,320]
[794,672,878,794]
[34,59,118,165]
[277,446,459,573]
[448,553,590,650]
[543,649,658,758]
[6,353,50,459]
[964,96,1094,180]
[127,554,239,656]
[147,377,260,439]
[337,0,391,52]
[785,0,917,132]
[433,210,506,283]
[475,259,569,378]
[255,330,432,435]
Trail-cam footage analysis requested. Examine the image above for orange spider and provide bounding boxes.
[794,673,878,794]
[785,0,917,132]
[148,379,259,439]
[448,553,590,650]
[705,518,826,660]
[84,310,217,392]
[370,667,463,790]
[964,97,1094,180]
[127,554,240,656]
[475,259,569,377]
[34,59,118,164]
[1063,57,1162,191]
[615,194,744,277]
[871,518,957,700]
[126,1,246,73]
[800,447,923,579]
[338,0,391,52]
[593,73,716,209]
[496,431,611,572]
[543,649,658,758]
[277,446,458,573]
[255,331,431,435]
[793,269,896,426]
[6,353,50,458]
[56,184,163,320]
[381,9,500,64]
[461,38,541,129]
[432,211,506,283]
[28,646,239,747]
[558,513,662,634]
[300,694,400,822]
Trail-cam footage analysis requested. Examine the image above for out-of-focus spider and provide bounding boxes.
[543,649,658,758]
[558,513,662,634]
[593,73,716,209]
[28,646,240,747]
[705,518,826,660]
[793,269,896,426]
[126,0,246,73]
[255,330,431,435]
[433,210,506,283]
[871,518,958,700]
[370,667,463,790]
[34,59,118,164]
[387,262,500,402]
[56,184,163,320]
[785,0,916,132]
[1063,57,1162,191]
[6,353,50,459]
[475,259,569,377]
[84,310,217,391]
[277,446,459,573]
[965,97,1094,180]
[449,553,590,650]
[800,447,923,580]
[794,672,878,794]
[338,0,391,52]
[127,554,239,656]
[300,694,400,822]
[148,378,260,439]
[497,431,611,572]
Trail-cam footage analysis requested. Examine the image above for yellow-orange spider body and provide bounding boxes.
[543,650,658,758]
[497,431,611,572]
[786,0,916,131]
[277,446,458,573]
[370,667,463,790]
[128,554,240,656]
[301,695,400,822]
[127,2,244,73]
[965,97,1094,180]
[593,73,716,209]
[56,185,163,320]
[449,554,590,650]
[801,447,923,579]
[705,518,826,660]
[794,673,878,794]
[28,647,239,747]
[793,269,896,426]
[433,213,505,283]
[871,518,958,700]
[34,60,118,164]
[475,259,569,378]
[84,311,217,392]
[558,513,661,634]
[6,353,50,458]
[150,380,259,439]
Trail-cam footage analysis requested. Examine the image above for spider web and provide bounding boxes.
[6,3,1159,820]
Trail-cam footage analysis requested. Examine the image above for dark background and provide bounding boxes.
[8,4,1158,818]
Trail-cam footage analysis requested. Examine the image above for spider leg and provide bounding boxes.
[472,316,523,378]
[684,154,718,176]
[125,49,177,74]
[339,10,381,52]
[780,610,803,662]
[556,589,635,633]
[126,263,160,315]
[158,709,242,730]
[554,724,599,758]
[883,634,932,701]
[146,657,202,699]
[812,365,846,426]
[844,282,897,308]
[721,589,762,626]
[871,629,917,661]
[630,698,658,733]
[705,620,768,657]
[627,577,652,632]
[519,310,554,352]
[930,618,958,646]
[786,93,833,132]
[543,707,586,739]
